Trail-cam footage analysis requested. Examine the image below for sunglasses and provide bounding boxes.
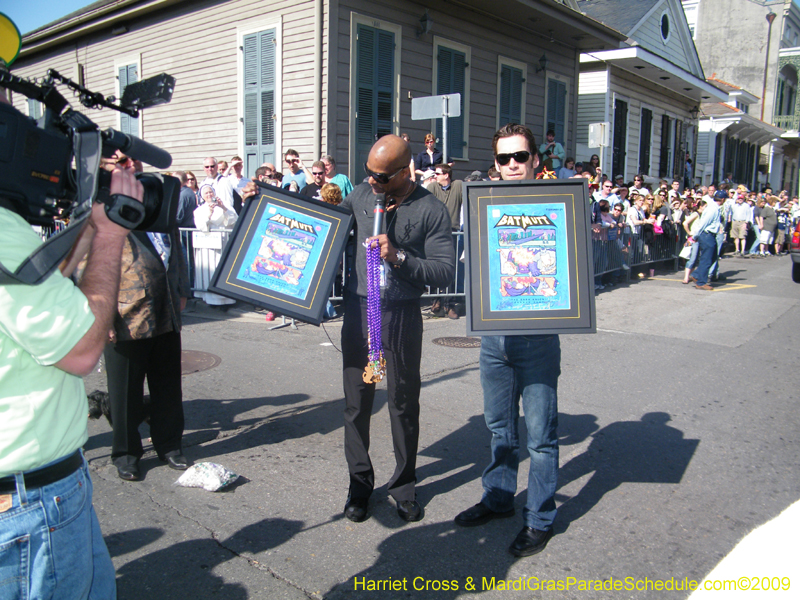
[495,151,531,166]
[312,171,325,176]
[203,165,216,169]
[286,158,299,164]
[186,178,196,181]
[364,163,406,184]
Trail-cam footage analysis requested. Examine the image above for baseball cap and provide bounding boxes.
[714,190,727,200]
[615,174,624,180]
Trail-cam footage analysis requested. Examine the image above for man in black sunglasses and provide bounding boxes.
[338,134,455,524]
[455,123,561,558]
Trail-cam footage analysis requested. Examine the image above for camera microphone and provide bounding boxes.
[102,128,172,169]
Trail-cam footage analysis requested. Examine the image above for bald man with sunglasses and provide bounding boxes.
[455,124,561,558]
[338,135,455,524]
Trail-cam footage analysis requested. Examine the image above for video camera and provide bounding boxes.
[0,68,178,231]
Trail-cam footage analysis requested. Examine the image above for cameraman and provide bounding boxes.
[0,118,143,597]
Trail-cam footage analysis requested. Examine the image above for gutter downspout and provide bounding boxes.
[313,0,323,159]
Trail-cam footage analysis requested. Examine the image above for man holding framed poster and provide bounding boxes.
[455,124,563,557]
[339,135,455,524]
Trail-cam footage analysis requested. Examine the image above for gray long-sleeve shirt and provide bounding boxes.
[340,183,455,302]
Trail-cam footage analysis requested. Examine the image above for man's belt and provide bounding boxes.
[0,450,83,494]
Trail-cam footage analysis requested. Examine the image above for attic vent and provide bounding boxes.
[660,12,670,43]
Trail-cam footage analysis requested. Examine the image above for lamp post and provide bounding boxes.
[761,10,777,122]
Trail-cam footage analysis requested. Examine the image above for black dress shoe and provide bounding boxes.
[509,526,553,557]
[344,496,369,523]
[116,464,139,481]
[397,499,424,522]
[454,502,514,527]
[164,452,190,470]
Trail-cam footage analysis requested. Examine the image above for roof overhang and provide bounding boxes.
[728,89,759,105]
[21,0,184,58]
[698,113,784,146]
[580,46,727,103]
[424,0,625,51]
[20,0,627,60]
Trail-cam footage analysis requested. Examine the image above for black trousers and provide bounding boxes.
[341,294,423,502]
[104,330,184,466]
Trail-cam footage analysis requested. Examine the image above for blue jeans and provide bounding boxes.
[0,453,116,600]
[695,232,717,286]
[479,334,561,531]
[709,230,725,278]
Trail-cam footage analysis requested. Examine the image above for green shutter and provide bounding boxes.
[119,64,139,136]
[243,29,276,177]
[499,65,523,125]
[355,24,395,178]
[546,79,566,143]
[436,46,466,159]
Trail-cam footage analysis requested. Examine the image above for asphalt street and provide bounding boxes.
[81,252,800,599]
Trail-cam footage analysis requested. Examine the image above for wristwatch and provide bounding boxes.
[393,249,407,268]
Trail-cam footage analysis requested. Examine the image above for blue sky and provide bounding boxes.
[2,0,93,36]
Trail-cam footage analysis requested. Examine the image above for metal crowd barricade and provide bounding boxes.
[180,228,231,293]
[592,224,681,280]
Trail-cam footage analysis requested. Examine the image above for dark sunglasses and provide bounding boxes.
[186,178,196,181]
[364,163,406,184]
[495,151,531,166]
[312,171,325,176]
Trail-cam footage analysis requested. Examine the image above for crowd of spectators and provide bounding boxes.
[165,137,800,304]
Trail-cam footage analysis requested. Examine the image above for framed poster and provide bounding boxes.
[463,179,595,336]
[208,185,354,325]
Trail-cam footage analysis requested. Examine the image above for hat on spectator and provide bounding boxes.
[464,170,483,181]
[714,190,727,200]
[737,184,750,193]
[629,189,641,197]
[421,170,436,183]
[575,162,583,167]
[614,174,624,180]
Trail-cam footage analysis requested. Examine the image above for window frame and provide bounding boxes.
[348,12,402,181]
[431,36,471,161]
[496,56,527,130]
[237,17,283,172]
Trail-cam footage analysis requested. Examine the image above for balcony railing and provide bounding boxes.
[773,114,800,131]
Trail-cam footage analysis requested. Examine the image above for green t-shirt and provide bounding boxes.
[0,208,95,477]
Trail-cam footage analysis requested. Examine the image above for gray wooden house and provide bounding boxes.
[575,0,725,185]
[11,0,622,181]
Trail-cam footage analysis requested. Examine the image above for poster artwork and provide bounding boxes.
[488,203,571,312]
[238,203,331,300]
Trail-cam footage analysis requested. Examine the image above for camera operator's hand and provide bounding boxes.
[93,165,145,238]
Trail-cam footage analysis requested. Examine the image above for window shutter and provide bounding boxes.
[638,108,652,175]
[499,65,523,125]
[119,64,139,136]
[27,99,41,120]
[436,46,466,159]
[376,29,394,139]
[243,29,277,177]
[659,114,671,178]
[546,79,566,143]
[356,25,375,145]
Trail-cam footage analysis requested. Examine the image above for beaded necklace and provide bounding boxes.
[362,240,386,383]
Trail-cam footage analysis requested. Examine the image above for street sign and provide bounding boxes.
[411,94,461,163]
[411,94,461,120]
[588,122,609,147]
